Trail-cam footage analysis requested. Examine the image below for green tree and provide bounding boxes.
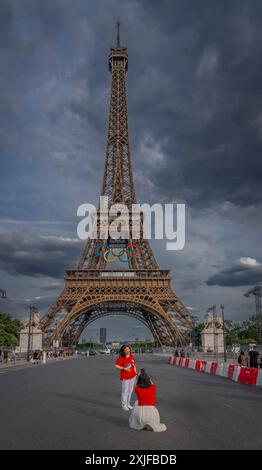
[223,320,243,345]
[243,314,262,344]
[0,313,22,347]
[191,323,205,347]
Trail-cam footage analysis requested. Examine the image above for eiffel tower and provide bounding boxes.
[40,23,195,346]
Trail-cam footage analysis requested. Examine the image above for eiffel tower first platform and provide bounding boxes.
[40,23,195,347]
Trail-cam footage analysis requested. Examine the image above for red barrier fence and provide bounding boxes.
[195,359,201,371]
[210,362,218,375]
[238,367,259,385]
[227,364,236,380]
[195,359,207,372]
[168,356,262,387]
[169,356,177,365]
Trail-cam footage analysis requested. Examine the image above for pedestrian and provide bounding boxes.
[33,350,38,363]
[129,368,166,432]
[249,346,259,368]
[174,349,179,357]
[115,344,137,411]
[3,350,8,364]
[12,350,16,365]
[238,350,248,367]
[180,349,185,358]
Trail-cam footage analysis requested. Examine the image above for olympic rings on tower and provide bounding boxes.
[96,243,140,263]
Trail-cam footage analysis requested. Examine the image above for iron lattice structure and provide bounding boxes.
[40,24,195,347]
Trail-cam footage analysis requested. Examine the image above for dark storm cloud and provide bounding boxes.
[207,257,262,287]
[0,233,82,278]
[126,0,262,208]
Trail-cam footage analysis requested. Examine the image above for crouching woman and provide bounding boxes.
[129,368,166,432]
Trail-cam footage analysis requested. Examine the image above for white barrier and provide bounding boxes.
[188,359,196,369]
[256,369,262,387]
[232,366,241,382]
[205,362,212,374]
[169,356,174,365]
[221,363,230,377]
[216,363,224,376]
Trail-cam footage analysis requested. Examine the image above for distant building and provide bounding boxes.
[19,310,43,352]
[107,341,120,349]
[100,328,107,346]
[201,313,224,353]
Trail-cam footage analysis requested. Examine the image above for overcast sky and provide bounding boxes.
[0,0,262,341]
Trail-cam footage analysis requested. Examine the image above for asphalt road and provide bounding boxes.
[0,354,261,450]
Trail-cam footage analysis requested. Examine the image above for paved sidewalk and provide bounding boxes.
[0,355,77,371]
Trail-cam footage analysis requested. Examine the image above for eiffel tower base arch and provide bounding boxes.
[41,270,194,347]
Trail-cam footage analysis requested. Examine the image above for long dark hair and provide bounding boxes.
[119,344,131,358]
[137,368,151,388]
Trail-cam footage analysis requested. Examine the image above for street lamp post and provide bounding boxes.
[54,319,58,357]
[27,305,37,362]
[96,332,99,349]
[220,304,227,363]
[212,305,218,362]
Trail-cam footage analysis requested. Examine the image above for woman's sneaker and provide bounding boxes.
[121,406,129,411]
[127,404,133,410]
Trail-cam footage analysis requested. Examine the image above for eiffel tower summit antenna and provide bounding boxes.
[116,19,120,48]
[40,25,195,347]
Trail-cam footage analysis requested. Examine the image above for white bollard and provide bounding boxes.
[42,351,46,364]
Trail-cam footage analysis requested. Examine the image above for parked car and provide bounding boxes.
[100,348,111,355]
[80,350,89,356]
[89,349,97,356]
